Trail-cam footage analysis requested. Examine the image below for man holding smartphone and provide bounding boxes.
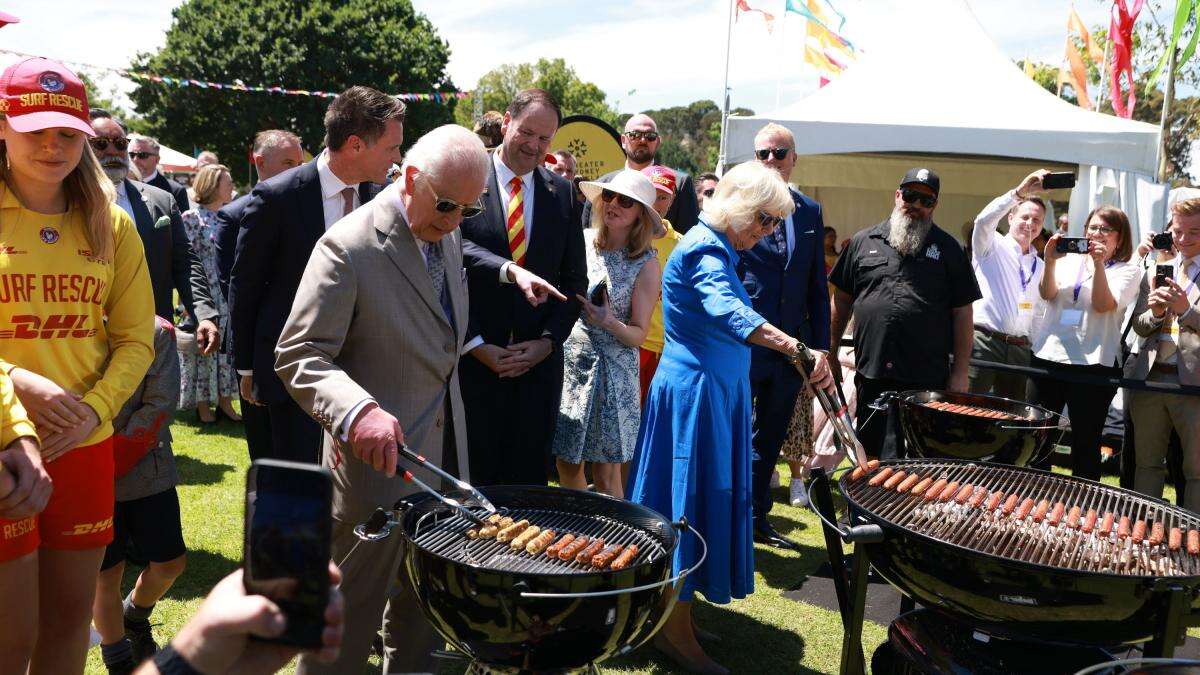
[967,170,1052,400]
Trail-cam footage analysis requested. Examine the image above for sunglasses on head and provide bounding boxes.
[88,137,128,152]
[128,151,157,160]
[625,130,659,142]
[601,189,637,208]
[755,147,790,161]
[900,188,937,208]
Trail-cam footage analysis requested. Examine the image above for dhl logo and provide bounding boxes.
[63,517,113,536]
[0,314,96,339]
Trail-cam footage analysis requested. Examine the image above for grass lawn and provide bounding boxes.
[84,417,1177,674]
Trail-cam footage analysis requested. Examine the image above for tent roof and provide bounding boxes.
[158,143,197,173]
[726,0,1161,175]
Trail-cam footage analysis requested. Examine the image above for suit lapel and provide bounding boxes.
[126,180,154,237]
[444,230,467,344]
[372,198,451,329]
[296,161,325,239]
[525,168,557,273]
[483,163,507,255]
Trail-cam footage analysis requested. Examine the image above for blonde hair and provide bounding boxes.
[754,122,795,149]
[590,196,656,259]
[1172,197,1200,219]
[0,120,116,260]
[192,163,230,206]
[703,162,795,233]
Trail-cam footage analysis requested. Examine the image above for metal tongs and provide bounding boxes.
[794,343,869,468]
[397,444,498,526]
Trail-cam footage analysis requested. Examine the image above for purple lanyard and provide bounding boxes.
[1073,259,1116,304]
[1018,257,1037,292]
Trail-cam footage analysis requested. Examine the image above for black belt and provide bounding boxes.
[975,324,1030,347]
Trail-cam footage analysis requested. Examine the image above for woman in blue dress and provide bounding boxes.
[628,161,834,674]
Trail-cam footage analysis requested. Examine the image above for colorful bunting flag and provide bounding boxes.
[1108,0,1146,118]
[735,0,776,34]
[1064,37,1095,109]
[1146,0,1198,92]
[1068,8,1106,66]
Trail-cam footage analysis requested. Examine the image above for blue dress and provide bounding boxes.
[627,219,766,604]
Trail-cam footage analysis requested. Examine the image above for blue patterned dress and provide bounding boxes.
[552,228,656,464]
[177,207,237,408]
[627,219,765,604]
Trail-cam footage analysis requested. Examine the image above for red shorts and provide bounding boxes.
[0,437,115,562]
[638,348,662,404]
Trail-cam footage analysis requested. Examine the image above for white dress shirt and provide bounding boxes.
[143,169,160,184]
[971,191,1044,338]
[1155,254,1199,365]
[115,180,134,220]
[1033,255,1143,366]
[317,150,360,230]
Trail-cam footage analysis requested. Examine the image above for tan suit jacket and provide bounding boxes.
[275,186,470,524]
[1126,261,1200,386]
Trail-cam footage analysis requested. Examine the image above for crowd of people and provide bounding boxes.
[0,52,1198,675]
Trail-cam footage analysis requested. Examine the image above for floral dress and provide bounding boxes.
[177,207,237,408]
[553,228,655,464]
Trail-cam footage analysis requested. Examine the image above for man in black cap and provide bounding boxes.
[828,168,980,458]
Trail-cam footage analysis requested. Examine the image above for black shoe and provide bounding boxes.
[124,616,159,663]
[105,657,138,675]
[753,521,801,550]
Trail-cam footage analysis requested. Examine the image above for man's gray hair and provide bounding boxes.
[402,124,489,185]
[128,134,160,152]
[253,129,302,155]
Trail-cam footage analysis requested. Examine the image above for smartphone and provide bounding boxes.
[1055,237,1089,254]
[244,459,332,648]
[1042,172,1077,190]
[1156,264,1175,288]
[1153,231,1174,251]
[588,277,609,306]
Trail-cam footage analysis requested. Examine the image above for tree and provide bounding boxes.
[453,59,618,128]
[615,101,754,175]
[129,0,456,185]
[1015,60,1079,106]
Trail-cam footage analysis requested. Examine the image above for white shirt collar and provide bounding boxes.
[143,170,160,183]
[385,182,428,251]
[493,150,533,192]
[115,180,129,200]
[317,150,359,201]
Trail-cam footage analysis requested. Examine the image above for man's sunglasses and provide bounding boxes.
[702,188,715,197]
[128,151,157,160]
[601,189,637,208]
[900,188,937,208]
[625,130,659,142]
[755,147,790,161]
[88,137,128,152]
[758,211,784,230]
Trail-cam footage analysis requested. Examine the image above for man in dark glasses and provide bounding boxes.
[696,171,718,210]
[580,113,701,234]
[738,123,831,542]
[128,135,190,214]
[829,168,980,460]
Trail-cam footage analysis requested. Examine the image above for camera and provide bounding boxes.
[1155,264,1175,288]
[1152,231,1174,251]
[1055,237,1089,254]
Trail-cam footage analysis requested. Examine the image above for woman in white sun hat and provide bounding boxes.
[551,169,662,498]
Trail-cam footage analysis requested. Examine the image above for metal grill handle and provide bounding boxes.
[517,521,708,599]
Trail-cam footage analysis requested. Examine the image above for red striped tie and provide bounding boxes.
[506,176,527,266]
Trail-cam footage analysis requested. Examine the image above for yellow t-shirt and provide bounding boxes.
[0,369,36,448]
[0,186,155,446]
[641,219,683,354]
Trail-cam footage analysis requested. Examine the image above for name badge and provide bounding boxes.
[1060,309,1084,327]
[1017,300,1034,314]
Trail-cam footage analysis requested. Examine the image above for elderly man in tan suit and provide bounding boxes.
[276,124,489,674]
[1129,197,1200,512]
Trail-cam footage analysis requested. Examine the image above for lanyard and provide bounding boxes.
[1180,260,1200,297]
[1018,256,1037,292]
[1073,259,1116,304]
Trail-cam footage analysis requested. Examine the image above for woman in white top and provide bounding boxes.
[1032,206,1142,480]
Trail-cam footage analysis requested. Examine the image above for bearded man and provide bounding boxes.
[829,168,980,458]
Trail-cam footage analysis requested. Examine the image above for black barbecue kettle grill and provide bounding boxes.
[790,344,1200,675]
[344,444,708,673]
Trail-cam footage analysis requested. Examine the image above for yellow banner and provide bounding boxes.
[551,115,625,182]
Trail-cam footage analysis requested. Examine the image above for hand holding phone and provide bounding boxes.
[1055,237,1089,255]
[1041,172,1076,190]
[1155,264,1175,288]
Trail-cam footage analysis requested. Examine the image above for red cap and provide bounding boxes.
[0,57,94,136]
[641,165,676,195]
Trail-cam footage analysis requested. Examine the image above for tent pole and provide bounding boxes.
[717,0,735,177]
[1156,44,1177,183]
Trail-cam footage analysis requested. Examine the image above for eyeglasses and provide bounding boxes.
[128,151,157,160]
[701,188,715,198]
[1085,224,1119,235]
[900,188,937,209]
[624,130,659,142]
[601,189,637,208]
[758,211,784,231]
[755,147,790,161]
[88,137,128,152]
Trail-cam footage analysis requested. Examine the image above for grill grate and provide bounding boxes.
[844,460,1200,577]
[412,507,667,575]
[921,401,1020,420]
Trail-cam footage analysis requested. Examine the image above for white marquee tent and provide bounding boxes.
[725,0,1167,242]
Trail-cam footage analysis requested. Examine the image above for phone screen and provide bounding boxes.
[244,460,332,647]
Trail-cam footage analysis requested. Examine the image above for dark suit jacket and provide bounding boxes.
[460,163,587,350]
[580,165,701,234]
[228,159,381,404]
[738,188,831,379]
[145,171,191,215]
[126,179,217,326]
[214,193,251,353]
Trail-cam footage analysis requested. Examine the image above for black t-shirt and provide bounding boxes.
[829,220,981,384]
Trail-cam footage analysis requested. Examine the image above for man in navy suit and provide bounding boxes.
[459,88,588,486]
[738,123,831,550]
[229,88,402,464]
[128,134,191,214]
[215,129,303,461]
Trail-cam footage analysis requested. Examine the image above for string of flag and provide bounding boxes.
[0,48,468,103]
[734,0,858,84]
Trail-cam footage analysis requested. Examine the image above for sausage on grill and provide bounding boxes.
[849,459,881,482]
[610,544,639,570]
[936,481,961,502]
[576,538,606,565]
[1002,493,1020,516]
[912,477,935,497]
[1100,512,1116,536]
[497,519,531,543]
[1169,527,1183,552]
[559,536,591,561]
[1188,530,1200,555]
[1016,498,1036,520]
[1149,522,1165,547]
[525,529,557,555]
[897,473,921,493]
[1131,520,1147,544]
[545,533,576,558]
[590,544,625,569]
[985,492,1003,511]
[967,488,988,508]
[924,479,949,502]
[882,470,907,490]
[1066,506,1082,529]
[1047,502,1065,526]
[952,485,973,504]
[510,525,542,550]
[869,467,896,487]
[1117,516,1132,539]
[1032,499,1050,522]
